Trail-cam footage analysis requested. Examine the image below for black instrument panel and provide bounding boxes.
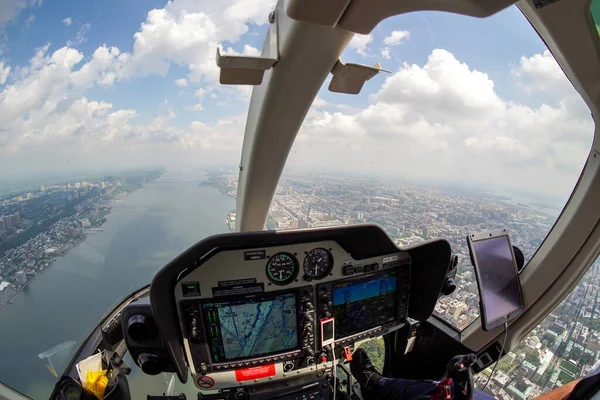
[148,224,452,386]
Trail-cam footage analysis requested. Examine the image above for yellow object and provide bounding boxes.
[85,370,109,399]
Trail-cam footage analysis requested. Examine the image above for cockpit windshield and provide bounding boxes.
[0,0,594,399]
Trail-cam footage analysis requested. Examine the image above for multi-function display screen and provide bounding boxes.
[332,270,398,338]
[201,292,299,362]
[471,235,523,325]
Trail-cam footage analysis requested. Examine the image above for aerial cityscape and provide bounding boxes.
[1,168,598,400]
[205,169,600,400]
[0,170,163,309]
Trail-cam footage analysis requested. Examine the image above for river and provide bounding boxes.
[0,171,236,399]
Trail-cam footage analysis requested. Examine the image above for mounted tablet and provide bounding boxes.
[467,229,524,331]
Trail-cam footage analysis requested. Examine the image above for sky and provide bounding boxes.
[0,0,595,202]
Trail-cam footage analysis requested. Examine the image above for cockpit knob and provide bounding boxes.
[283,361,295,372]
[200,363,208,375]
[191,326,199,340]
[303,313,314,322]
[305,324,314,332]
[234,391,249,400]
[305,302,314,310]
[305,348,315,356]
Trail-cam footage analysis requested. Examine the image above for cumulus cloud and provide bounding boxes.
[118,0,274,83]
[62,17,72,26]
[512,49,574,95]
[0,0,592,198]
[174,78,188,87]
[384,30,410,46]
[0,62,10,84]
[348,34,373,56]
[288,49,592,195]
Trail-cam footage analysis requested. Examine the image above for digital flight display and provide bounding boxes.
[332,270,398,338]
[201,292,299,362]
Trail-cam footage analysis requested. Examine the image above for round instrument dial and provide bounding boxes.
[303,248,334,279]
[266,252,298,285]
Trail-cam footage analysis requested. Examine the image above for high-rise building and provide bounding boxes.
[40,185,46,191]
[5,215,13,228]
[73,190,79,199]
[74,182,81,188]
[13,212,20,224]
[0,218,6,234]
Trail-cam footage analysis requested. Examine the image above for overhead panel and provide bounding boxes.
[336,0,518,35]
[286,0,352,27]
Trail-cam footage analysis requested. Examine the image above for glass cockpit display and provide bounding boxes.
[201,292,299,362]
[332,270,398,338]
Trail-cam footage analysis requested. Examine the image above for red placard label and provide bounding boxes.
[235,364,276,381]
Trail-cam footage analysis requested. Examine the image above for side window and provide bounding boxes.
[477,257,600,398]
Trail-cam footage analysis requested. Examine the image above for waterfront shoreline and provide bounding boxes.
[0,186,146,310]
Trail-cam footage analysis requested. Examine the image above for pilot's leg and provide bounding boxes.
[350,348,438,399]
[350,349,497,400]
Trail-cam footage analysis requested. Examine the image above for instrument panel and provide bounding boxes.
[174,239,410,389]
[137,224,453,393]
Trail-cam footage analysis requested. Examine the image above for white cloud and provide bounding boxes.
[67,22,91,46]
[384,30,410,46]
[512,49,573,95]
[312,96,327,108]
[0,62,10,84]
[118,0,274,83]
[62,17,72,26]
[288,48,593,195]
[186,103,204,111]
[174,78,188,87]
[381,47,391,60]
[348,34,373,56]
[0,0,592,198]
[242,44,260,57]
[70,45,124,88]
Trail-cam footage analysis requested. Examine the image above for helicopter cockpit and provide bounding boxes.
[2,0,600,399]
[59,224,463,400]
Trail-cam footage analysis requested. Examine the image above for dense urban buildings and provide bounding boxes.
[205,170,600,399]
[0,170,163,309]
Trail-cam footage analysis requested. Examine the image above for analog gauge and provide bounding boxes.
[303,248,334,279]
[266,252,299,285]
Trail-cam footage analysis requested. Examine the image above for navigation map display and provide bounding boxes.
[332,271,398,338]
[201,292,299,362]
